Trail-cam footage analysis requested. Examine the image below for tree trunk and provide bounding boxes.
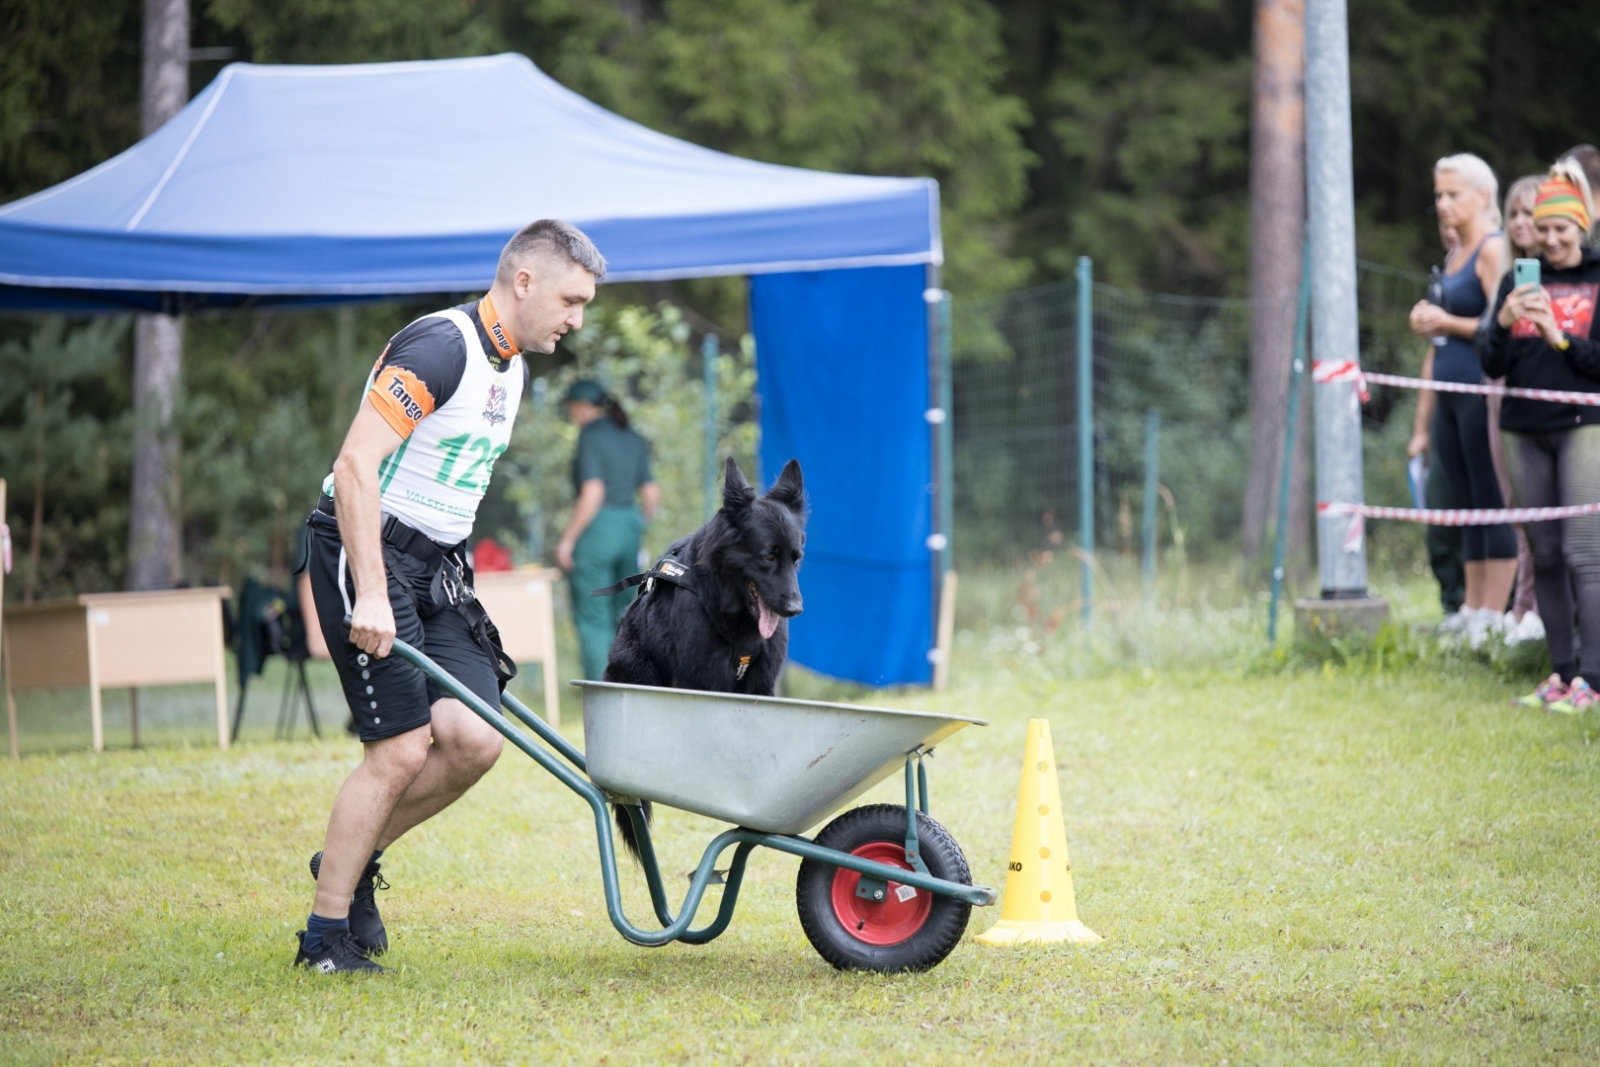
[1241,0,1307,560]
[128,0,188,591]
[129,315,185,589]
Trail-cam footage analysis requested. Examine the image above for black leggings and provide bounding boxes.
[1432,391,1516,561]
[1508,427,1600,682]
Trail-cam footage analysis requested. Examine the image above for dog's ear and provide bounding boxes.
[765,459,806,514]
[722,456,756,513]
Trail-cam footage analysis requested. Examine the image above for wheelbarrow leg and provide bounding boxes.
[903,755,931,876]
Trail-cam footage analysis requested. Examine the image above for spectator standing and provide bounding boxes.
[1411,220,1466,619]
[1484,175,1548,642]
[557,380,661,679]
[1408,154,1515,646]
[1558,145,1600,232]
[1484,163,1600,712]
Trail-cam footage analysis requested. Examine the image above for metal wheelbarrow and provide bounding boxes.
[384,635,996,972]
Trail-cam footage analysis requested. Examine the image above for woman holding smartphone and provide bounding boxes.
[1483,162,1600,711]
[1408,154,1515,645]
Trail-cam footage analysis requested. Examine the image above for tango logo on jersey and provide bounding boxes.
[387,375,425,423]
[489,320,514,351]
[483,382,508,426]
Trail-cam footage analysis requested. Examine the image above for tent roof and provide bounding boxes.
[0,53,940,312]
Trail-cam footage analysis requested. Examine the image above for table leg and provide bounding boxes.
[4,628,17,761]
[85,611,103,753]
[129,687,140,748]
[213,602,229,750]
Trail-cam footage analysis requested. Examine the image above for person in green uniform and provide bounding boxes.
[557,380,661,678]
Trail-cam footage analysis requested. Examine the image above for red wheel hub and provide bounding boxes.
[830,841,932,946]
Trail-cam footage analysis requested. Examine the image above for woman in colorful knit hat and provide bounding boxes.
[1483,161,1600,712]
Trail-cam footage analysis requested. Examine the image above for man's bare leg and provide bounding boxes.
[312,725,432,919]
[375,697,505,849]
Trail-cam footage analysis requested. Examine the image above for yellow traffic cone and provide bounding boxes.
[975,718,1101,945]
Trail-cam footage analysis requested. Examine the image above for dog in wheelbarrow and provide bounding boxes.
[598,456,806,858]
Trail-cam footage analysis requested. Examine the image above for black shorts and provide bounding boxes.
[306,522,499,743]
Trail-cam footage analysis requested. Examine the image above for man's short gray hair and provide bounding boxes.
[497,219,607,285]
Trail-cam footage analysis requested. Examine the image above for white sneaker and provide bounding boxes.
[1437,607,1472,635]
[1514,612,1545,644]
[1467,607,1504,650]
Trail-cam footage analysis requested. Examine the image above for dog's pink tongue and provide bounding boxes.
[757,597,780,640]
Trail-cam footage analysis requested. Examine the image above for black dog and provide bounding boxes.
[601,456,806,854]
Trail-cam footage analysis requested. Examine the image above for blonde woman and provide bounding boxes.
[1409,154,1514,644]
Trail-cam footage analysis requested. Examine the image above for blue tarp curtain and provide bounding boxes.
[0,53,940,686]
[753,266,934,687]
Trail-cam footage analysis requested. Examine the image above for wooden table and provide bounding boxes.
[471,566,562,725]
[3,587,230,754]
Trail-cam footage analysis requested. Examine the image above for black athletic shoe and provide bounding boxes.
[293,927,386,974]
[309,850,390,955]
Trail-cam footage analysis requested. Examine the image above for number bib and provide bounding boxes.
[367,309,523,543]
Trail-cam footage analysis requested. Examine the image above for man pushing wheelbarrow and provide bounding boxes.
[293,218,996,977]
[293,220,604,974]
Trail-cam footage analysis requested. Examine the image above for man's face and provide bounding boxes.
[513,259,596,354]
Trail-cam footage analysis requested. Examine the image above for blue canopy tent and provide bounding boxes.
[0,53,947,686]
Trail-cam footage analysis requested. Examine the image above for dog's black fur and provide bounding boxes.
[602,457,807,856]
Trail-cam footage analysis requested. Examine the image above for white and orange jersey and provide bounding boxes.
[322,298,526,543]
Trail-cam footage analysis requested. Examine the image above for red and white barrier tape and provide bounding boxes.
[1314,361,1600,406]
[1319,500,1600,526]
[1312,360,1369,401]
[1360,370,1600,407]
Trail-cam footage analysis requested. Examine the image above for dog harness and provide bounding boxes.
[591,554,765,681]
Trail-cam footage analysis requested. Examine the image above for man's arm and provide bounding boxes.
[558,480,606,571]
[333,399,405,657]
[639,480,661,520]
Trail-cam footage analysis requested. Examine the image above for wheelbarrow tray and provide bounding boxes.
[577,680,985,835]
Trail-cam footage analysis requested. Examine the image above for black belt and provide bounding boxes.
[314,495,463,567]
[309,495,516,689]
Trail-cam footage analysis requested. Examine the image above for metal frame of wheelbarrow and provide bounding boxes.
[384,635,997,948]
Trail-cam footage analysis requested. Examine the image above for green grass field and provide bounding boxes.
[4,580,1599,1064]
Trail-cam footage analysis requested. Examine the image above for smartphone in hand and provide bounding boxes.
[1513,258,1541,291]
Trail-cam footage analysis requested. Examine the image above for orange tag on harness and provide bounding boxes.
[736,655,752,681]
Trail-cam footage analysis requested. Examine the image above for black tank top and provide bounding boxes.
[1431,236,1496,384]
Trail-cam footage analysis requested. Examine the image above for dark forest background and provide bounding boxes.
[3,0,1599,596]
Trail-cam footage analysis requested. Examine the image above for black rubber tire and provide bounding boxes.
[795,804,972,972]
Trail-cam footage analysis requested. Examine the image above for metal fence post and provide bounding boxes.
[1141,409,1160,598]
[937,292,954,580]
[703,333,719,521]
[1268,234,1312,643]
[1306,0,1368,599]
[1077,256,1094,623]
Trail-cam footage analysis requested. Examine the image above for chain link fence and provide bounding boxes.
[949,261,1431,570]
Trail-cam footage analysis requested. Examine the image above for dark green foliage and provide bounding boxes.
[5,0,1600,595]
[0,319,131,601]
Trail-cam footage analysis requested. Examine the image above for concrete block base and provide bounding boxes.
[1293,596,1391,642]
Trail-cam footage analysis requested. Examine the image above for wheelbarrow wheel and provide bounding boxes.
[796,804,972,972]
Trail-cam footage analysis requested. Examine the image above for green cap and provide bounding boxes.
[563,379,607,404]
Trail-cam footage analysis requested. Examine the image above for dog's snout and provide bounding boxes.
[784,596,803,617]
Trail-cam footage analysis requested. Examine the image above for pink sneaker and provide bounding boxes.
[1550,677,1598,715]
[1513,673,1568,709]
